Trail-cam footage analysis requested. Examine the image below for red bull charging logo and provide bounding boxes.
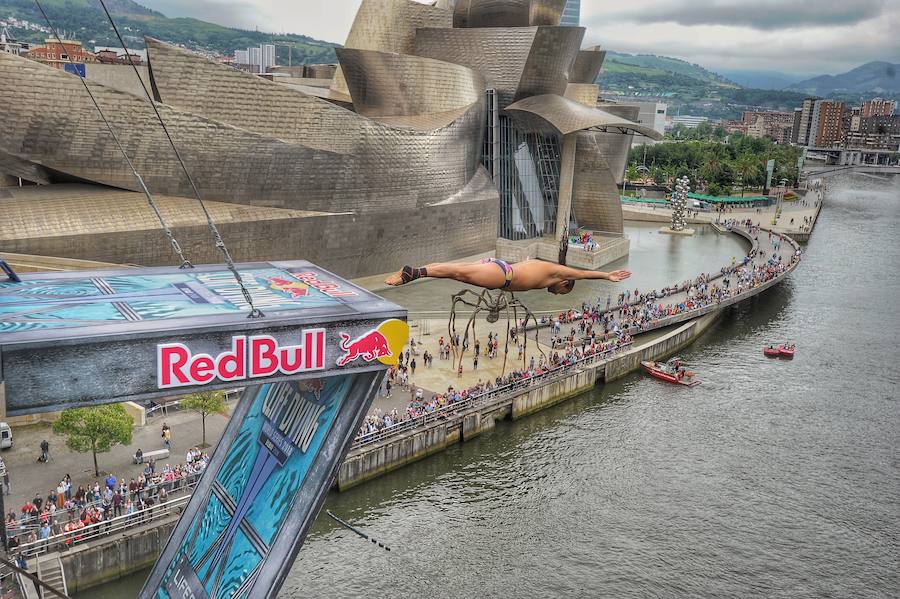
[336,319,407,367]
[268,276,309,299]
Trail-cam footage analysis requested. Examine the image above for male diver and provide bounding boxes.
[386,259,631,295]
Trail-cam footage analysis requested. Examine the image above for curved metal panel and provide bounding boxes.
[457,0,529,27]
[414,26,538,108]
[332,0,451,95]
[515,26,584,101]
[505,94,663,138]
[564,83,599,107]
[0,49,487,222]
[570,46,605,84]
[451,0,566,27]
[571,131,624,234]
[594,103,640,183]
[529,0,568,26]
[336,48,484,119]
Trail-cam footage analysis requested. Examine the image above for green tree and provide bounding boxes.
[733,154,762,197]
[52,405,134,476]
[625,164,641,183]
[181,391,227,447]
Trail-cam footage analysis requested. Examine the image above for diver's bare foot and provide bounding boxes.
[385,271,405,286]
[385,266,426,286]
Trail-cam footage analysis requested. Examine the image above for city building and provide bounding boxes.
[796,97,817,146]
[0,0,656,277]
[631,101,667,145]
[844,114,900,151]
[791,108,802,144]
[94,48,143,66]
[561,0,580,26]
[25,38,97,69]
[671,115,709,129]
[744,111,794,144]
[234,44,276,74]
[0,27,27,55]
[808,99,846,147]
[861,97,896,118]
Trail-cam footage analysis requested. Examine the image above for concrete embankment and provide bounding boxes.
[338,310,723,490]
[26,228,802,594]
[56,518,177,594]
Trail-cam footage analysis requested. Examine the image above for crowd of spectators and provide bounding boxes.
[5,448,210,554]
[357,230,797,444]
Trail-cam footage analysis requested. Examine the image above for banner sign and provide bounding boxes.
[141,373,384,599]
[0,261,406,415]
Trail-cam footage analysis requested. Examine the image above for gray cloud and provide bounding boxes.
[597,0,888,30]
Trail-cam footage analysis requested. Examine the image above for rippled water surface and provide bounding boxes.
[82,174,900,598]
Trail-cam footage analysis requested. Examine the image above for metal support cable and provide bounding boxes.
[33,0,193,270]
[96,0,263,318]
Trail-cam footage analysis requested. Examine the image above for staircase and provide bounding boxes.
[35,556,67,598]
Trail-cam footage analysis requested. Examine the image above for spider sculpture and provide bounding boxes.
[448,288,545,376]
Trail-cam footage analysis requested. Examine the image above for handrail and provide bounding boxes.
[10,475,203,561]
[351,342,630,450]
[354,227,799,451]
[13,494,192,560]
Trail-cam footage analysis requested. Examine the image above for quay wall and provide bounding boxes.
[60,518,177,594]
[605,311,723,382]
[338,310,724,490]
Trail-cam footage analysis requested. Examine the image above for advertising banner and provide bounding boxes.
[141,373,383,599]
[0,261,406,414]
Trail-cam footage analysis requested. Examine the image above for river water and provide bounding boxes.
[81,174,900,598]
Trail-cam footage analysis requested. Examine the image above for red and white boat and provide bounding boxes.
[763,345,781,357]
[778,344,795,358]
[641,358,701,387]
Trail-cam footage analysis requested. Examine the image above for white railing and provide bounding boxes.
[351,342,632,450]
[354,228,799,452]
[10,475,203,561]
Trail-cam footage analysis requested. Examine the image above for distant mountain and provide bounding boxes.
[0,0,338,63]
[719,69,805,91]
[786,61,900,98]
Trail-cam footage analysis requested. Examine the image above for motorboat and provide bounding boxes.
[763,345,781,357]
[779,344,795,358]
[641,357,701,387]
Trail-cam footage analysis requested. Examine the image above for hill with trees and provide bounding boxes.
[1,0,338,64]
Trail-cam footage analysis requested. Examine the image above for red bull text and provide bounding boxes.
[157,330,325,389]
[336,330,392,366]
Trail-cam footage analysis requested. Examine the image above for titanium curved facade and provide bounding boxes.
[0,0,655,274]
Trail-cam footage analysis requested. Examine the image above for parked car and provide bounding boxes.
[0,422,12,449]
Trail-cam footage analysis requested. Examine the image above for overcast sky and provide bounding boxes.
[141,0,899,76]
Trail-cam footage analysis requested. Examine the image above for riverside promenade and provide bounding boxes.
[341,222,803,489]
[0,188,819,594]
[621,185,823,241]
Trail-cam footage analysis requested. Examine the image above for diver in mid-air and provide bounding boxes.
[386,259,632,295]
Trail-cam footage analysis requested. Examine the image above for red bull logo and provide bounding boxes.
[268,276,309,299]
[336,319,408,367]
[337,331,391,366]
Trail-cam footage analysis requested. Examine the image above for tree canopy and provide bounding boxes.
[629,134,802,194]
[52,404,134,476]
[181,390,227,447]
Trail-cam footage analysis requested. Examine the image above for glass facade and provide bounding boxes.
[483,90,563,240]
[561,0,580,26]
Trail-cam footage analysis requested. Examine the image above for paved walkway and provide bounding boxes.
[2,404,234,513]
[623,189,822,238]
[369,224,797,422]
